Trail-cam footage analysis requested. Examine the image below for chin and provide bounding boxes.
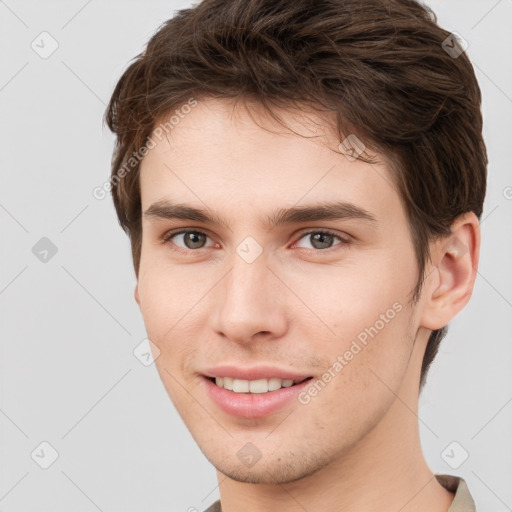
[202,445,336,485]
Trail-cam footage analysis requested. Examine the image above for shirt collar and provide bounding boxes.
[436,474,476,512]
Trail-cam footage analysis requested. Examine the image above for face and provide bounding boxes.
[136,98,424,484]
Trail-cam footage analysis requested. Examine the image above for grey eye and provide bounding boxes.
[173,231,209,249]
[296,231,342,250]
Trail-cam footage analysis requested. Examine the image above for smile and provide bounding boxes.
[202,375,314,418]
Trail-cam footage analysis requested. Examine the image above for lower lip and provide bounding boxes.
[201,376,313,418]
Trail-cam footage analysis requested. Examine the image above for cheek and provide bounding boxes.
[304,307,415,442]
[290,249,416,393]
[136,255,219,382]
[137,253,203,334]
[137,262,204,405]
[289,248,415,335]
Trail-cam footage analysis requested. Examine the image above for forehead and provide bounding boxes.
[139,98,403,228]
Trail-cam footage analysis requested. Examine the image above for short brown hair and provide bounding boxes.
[105,0,487,390]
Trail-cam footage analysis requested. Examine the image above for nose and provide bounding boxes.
[210,253,288,344]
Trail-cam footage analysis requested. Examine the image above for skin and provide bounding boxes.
[135,98,480,512]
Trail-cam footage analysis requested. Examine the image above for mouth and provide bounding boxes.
[201,375,315,418]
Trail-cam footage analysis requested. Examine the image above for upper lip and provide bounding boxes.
[202,365,312,381]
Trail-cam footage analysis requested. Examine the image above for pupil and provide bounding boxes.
[311,233,332,249]
[185,232,206,249]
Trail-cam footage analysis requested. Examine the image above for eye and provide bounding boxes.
[162,229,215,250]
[294,229,350,251]
[161,228,351,253]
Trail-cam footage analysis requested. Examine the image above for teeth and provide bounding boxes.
[233,379,249,393]
[214,376,298,393]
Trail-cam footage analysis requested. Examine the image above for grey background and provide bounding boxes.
[1,0,511,511]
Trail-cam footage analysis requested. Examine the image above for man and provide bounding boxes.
[105,0,487,510]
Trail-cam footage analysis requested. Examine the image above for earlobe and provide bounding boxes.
[420,212,480,330]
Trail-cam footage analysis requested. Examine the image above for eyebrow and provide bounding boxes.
[143,200,378,230]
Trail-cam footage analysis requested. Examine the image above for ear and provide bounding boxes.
[419,212,481,330]
[134,282,141,307]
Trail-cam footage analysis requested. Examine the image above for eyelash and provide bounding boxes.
[160,228,351,254]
